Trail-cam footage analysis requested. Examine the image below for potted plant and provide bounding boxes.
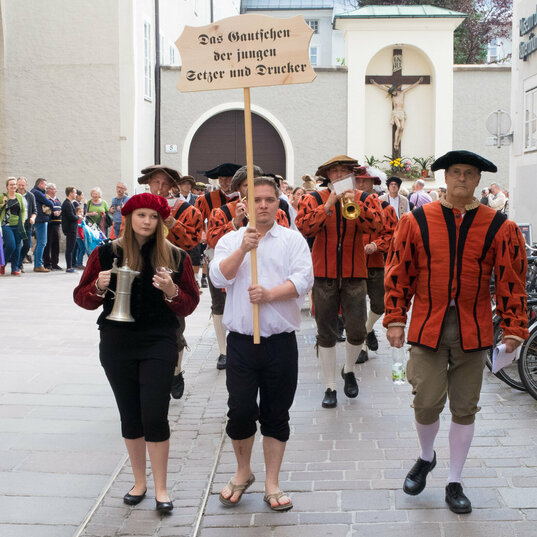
[364,155,382,167]
[413,156,434,178]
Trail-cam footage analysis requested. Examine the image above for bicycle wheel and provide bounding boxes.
[518,328,537,400]
[487,316,526,391]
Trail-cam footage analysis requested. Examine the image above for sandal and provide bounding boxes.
[218,474,255,506]
[263,490,293,512]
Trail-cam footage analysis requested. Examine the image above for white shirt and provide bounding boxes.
[389,195,399,218]
[210,222,314,337]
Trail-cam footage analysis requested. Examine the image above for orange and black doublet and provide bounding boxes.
[364,200,398,269]
[167,199,203,251]
[195,189,235,223]
[383,198,529,351]
[295,189,384,279]
[207,199,290,249]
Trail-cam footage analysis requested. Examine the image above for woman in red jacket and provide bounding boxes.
[74,193,199,513]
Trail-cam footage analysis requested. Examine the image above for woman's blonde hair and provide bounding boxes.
[116,212,175,272]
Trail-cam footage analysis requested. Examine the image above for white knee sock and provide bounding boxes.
[345,341,360,373]
[318,346,336,390]
[415,420,440,462]
[447,421,474,484]
[365,311,382,334]
[213,314,227,355]
[174,349,184,376]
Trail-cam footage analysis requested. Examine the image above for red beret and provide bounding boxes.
[121,193,170,220]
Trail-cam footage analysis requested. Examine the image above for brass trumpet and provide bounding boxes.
[341,194,361,220]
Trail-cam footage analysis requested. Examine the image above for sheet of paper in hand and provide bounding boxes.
[492,343,518,374]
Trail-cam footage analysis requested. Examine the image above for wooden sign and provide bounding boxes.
[176,14,316,92]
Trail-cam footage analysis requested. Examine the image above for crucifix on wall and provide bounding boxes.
[366,49,431,158]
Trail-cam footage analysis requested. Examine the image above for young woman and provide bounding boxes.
[0,177,26,275]
[74,193,199,513]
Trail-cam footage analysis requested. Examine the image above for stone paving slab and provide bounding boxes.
[3,269,537,537]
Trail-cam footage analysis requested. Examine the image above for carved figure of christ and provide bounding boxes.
[366,49,430,157]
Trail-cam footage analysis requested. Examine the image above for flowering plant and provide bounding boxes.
[381,155,421,180]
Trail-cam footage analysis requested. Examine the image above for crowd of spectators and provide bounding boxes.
[0,172,509,277]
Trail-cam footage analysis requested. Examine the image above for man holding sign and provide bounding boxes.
[210,177,313,511]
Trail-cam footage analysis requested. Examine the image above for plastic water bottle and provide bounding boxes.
[391,347,406,384]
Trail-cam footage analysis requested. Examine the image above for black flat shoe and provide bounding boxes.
[366,330,379,351]
[356,349,369,364]
[123,488,147,505]
[341,367,359,398]
[445,482,472,514]
[156,499,174,513]
[403,452,436,495]
[171,371,185,399]
[216,354,227,370]
[321,388,337,408]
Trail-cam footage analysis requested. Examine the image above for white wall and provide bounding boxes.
[510,0,537,230]
[336,16,464,187]
[2,0,122,200]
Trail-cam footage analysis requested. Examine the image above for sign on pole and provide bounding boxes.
[176,14,315,343]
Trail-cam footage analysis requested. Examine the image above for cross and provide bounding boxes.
[366,48,430,158]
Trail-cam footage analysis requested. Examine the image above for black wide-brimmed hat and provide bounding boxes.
[386,176,402,186]
[204,163,242,179]
[431,151,497,173]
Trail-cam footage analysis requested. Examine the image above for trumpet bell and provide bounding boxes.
[341,197,361,220]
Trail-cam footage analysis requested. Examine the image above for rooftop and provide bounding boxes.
[242,0,334,10]
[334,4,467,20]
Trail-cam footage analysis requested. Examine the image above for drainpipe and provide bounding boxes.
[154,0,161,164]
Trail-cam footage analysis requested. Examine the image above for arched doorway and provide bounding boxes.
[188,110,286,182]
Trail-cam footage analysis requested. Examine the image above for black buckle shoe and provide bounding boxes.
[403,452,436,495]
[321,388,337,408]
[156,499,174,513]
[123,488,147,506]
[171,371,185,400]
[356,349,369,364]
[216,354,227,370]
[445,482,472,514]
[341,367,359,398]
[201,275,208,288]
[366,330,379,351]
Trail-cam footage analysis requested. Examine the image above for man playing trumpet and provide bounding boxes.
[296,156,384,408]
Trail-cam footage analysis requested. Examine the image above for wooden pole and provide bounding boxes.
[243,87,260,344]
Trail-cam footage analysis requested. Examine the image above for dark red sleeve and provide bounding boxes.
[166,254,200,317]
[73,248,105,310]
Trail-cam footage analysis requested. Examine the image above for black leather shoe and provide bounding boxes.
[336,316,346,342]
[216,354,227,370]
[445,482,472,514]
[356,349,369,364]
[201,275,208,288]
[123,488,147,505]
[403,452,436,495]
[366,330,379,351]
[156,499,174,513]
[321,388,337,408]
[171,371,185,399]
[341,367,359,398]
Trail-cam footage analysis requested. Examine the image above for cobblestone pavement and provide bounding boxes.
[2,268,537,537]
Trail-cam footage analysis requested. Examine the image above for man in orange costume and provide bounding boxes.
[296,156,384,409]
[352,167,398,364]
[207,165,289,249]
[195,163,242,370]
[138,165,203,400]
[384,151,528,514]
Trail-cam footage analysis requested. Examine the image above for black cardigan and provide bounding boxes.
[61,198,78,235]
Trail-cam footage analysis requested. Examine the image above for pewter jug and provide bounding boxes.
[106,259,140,322]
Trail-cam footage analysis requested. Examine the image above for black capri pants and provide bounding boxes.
[99,325,177,442]
[226,331,298,443]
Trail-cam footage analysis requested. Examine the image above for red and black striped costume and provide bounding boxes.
[295,189,384,278]
[195,189,236,223]
[166,199,203,251]
[207,199,290,249]
[364,200,398,269]
[383,199,529,351]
